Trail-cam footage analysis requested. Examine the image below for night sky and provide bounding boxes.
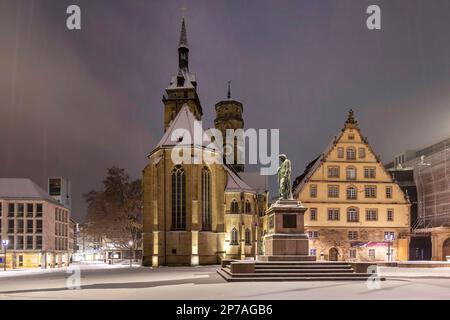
[1,0,450,221]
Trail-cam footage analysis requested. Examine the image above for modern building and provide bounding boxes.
[0,178,72,269]
[385,137,450,261]
[142,19,268,266]
[292,111,411,262]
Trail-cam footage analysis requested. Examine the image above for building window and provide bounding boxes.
[308,231,320,239]
[368,249,376,259]
[364,167,376,179]
[346,166,357,180]
[26,236,33,250]
[36,204,43,217]
[337,147,344,158]
[328,185,339,198]
[310,208,317,221]
[245,228,251,245]
[358,148,366,159]
[36,220,42,233]
[387,209,394,221]
[384,231,395,240]
[364,185,377,198]
[346,147,356,160]
[310,184,317,198]
[26,219,33,233]
[366,209,378,221]
[347,186,357,200]
[349,249,357,259]
[16,236,24,250]
[16,220,24,233]
[327,209,340,221]
[8,203,14,217]
[347,207,359,222]
[386,186,393,199]
[348,231,358,240]
[0,203,2,217]
[8,236,14,249]
[202,167,212,231]
[231,199,239,214]
[310,248,317,256]
[35,236,42,249]
[328,166,340,178]
[26,203,33,218]
[230,228,239,245]
[8,220,14,233]
[245,200,251,214]
[17,203,24,217]
[348,134,355,140]
[172,165,186,230]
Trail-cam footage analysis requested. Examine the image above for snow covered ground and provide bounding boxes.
[0,263,449,299]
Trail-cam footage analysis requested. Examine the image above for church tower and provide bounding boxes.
[214,82,245,172]
[163,19,203,131]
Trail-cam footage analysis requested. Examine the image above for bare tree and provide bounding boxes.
[84,167,142,259]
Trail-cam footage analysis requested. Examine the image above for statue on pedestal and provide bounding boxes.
[277,154,293,200]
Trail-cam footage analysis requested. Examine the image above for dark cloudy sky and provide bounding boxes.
[1,0,450,221]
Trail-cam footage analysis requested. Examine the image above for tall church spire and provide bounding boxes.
[227,81,231,99]
[178,18,189,72]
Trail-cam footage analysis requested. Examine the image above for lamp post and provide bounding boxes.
[128,241,133,267]
[385,233,394,262]
[2,239,9,271]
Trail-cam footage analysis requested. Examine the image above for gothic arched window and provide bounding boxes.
[231,199,239,214]
[202,167,212,231]
[245,228,251,245]
[230,228,239,245]
[172,165,186,230]
[245,200,251,214]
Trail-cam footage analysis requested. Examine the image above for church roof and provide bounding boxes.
[154,104,216,151]
[0,178,60,205]
[224,165,255,192]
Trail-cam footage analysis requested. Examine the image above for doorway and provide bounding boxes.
[329,248,339,261]
[443,238,450,260]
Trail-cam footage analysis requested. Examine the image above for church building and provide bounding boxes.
[142,19,268,266]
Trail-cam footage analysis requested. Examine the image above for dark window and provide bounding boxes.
[26,203,33,217]
[16,220,24,233]
[386,186,393,199]
[387,209,394,221]
[8,220,14,233]
[230,228,239,245]
[245,200,251,214]
[35,236,42,249]
[283,214,297,228]
[245,228,251,245]
[346,148,356,160]
[26,236,33,249]
[36,204,43,217]
[310,185,317,198]
[327,209,340,221]
[231,200,239,214]
[347,207,359,222]
[36,220,43,233]
[27,220,33,233]
[8,203,14,217]
[310,208,317,221]
[16,203,24,217]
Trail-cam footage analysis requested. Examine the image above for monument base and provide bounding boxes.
[261,199,316,262]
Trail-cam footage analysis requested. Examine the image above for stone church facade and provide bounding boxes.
[142,20,267,266]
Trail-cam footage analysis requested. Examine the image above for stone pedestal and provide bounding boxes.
[260,199,315,261]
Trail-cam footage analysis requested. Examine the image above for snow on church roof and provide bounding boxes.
[154,104,216,151]
[0,178,60,205]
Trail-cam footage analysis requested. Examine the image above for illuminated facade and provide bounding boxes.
[0,178,71,269]
[293,111,411,262]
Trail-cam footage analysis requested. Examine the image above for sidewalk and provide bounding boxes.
[380,266,450,279]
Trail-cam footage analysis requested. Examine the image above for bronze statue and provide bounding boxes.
[278,154,293,200]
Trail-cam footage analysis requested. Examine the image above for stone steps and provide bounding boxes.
[217,261,385,282]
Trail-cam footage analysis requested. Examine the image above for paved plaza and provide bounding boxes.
[0,262,449,300]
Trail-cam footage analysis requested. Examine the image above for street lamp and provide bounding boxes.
[385,233,394,262]
[2,239,9,271]
[128,241,133,267]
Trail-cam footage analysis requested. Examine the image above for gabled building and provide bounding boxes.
[293,110,411,262]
